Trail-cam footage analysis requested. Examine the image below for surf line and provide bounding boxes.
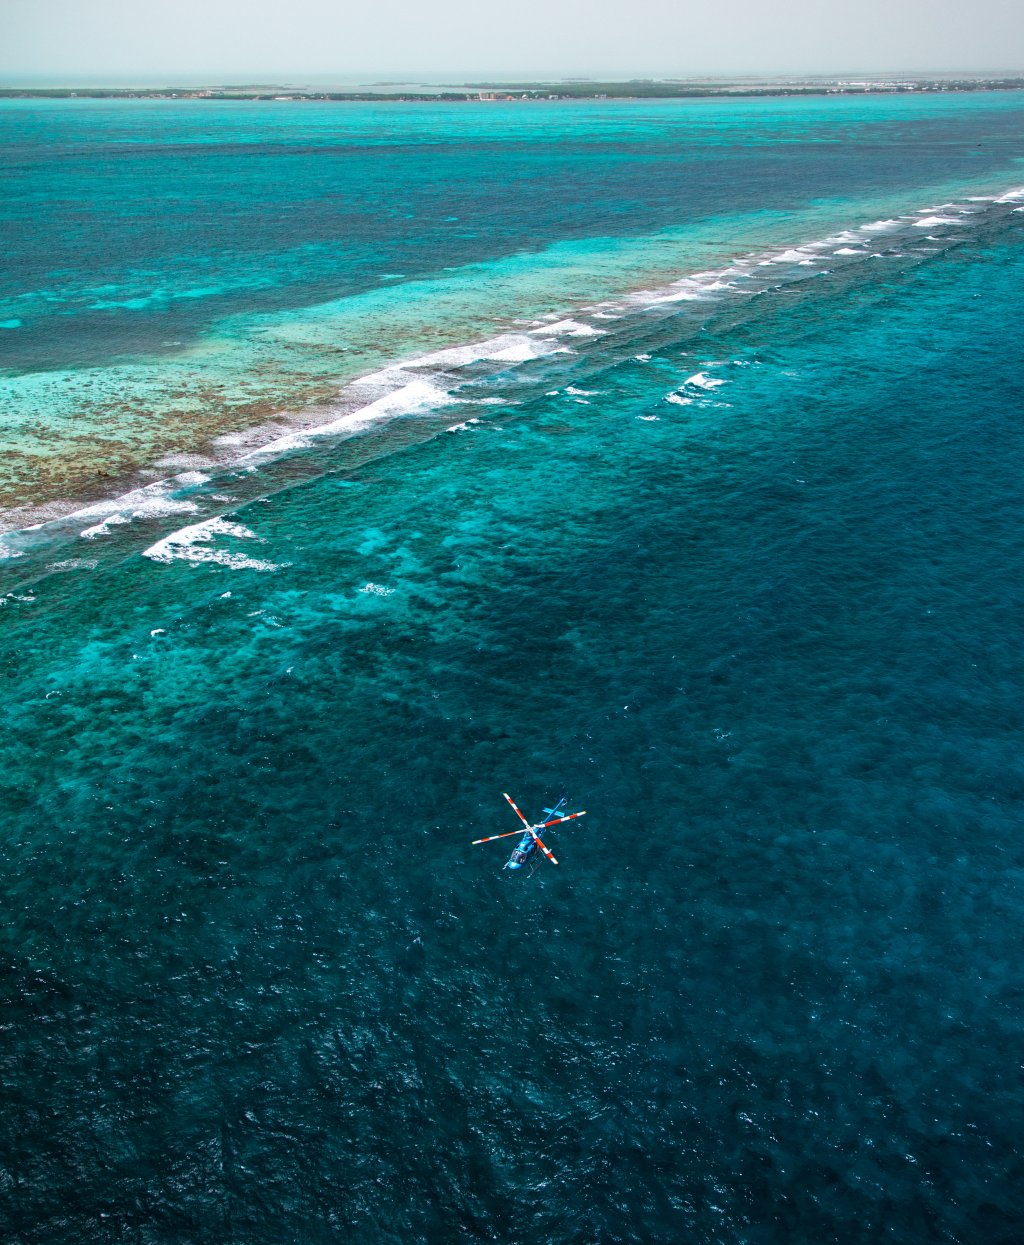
[1,181,1021,567]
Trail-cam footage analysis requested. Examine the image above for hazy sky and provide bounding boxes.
[3,0,1022,81]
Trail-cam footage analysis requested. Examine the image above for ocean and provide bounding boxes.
[1,93,1024,1243]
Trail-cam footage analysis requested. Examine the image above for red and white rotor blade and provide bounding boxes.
[472,829,526,845]
[529,829,558,865]
[503,792,530,827]
[539,810,586,828]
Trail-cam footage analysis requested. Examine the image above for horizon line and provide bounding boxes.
[2,69,1024,86]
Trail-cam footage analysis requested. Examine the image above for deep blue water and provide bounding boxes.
[1,96,1024,1243]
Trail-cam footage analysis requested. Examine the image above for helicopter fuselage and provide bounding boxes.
[505,832,537,871]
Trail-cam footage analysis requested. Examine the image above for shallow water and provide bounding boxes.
[1,99,1024,1244]
[2,92,1024,518]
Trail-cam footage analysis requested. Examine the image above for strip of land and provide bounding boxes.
[2,76,1023,101]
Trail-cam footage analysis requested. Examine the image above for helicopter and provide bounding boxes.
[472,793,586,871]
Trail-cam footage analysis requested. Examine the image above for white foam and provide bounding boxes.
[626,214,933,313]
[352,333,567,384]
[244,379,456,459]
[637,283,708,306]
[913,215,963,227]
[80,495,198,540]
[359,582,395,597]
[770,248,817,264]
[79,513,129,540]
[488,341,561,363]
[996,187,1024,203]
[685,372,727,391]
[536,319,605,337]
[248,331,578,461]
[143,517,280,571]
[0,540,25,561]
[665,393,694,406]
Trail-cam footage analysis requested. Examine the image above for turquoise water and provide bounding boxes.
[2,93,1024,518]
[2,96,1024,1242]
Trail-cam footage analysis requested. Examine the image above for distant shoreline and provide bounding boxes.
[3,76,1024,102]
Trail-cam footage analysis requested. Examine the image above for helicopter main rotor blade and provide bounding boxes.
[471,829,527,845]
[538,810,586,829]
[503,792,530,828]
[529,829,558,865]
